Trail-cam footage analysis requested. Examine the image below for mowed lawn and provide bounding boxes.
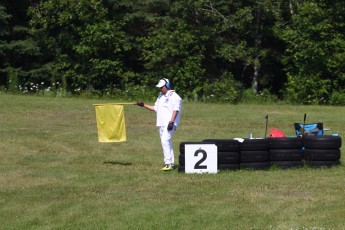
[1,94,345,229]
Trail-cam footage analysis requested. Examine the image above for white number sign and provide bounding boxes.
[185,144,217,174]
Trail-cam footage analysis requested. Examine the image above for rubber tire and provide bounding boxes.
[268,137,303,149]
[269,149,304,161]
[303,136,342,149]
[270,161,304,169]
[218,152,240,164]
[240,162,270,170]
[304,149,341,161]
[218,164,240,170]
[202,139,240,152]
[240,139,268,151]
[179,154,185,166]
[305,160,340,168]
[179,141,216,154]
[240,151,269,163]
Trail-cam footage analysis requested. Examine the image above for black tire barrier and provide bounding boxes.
[218,152,240,164]
[268,137,304,169]
[268,137,303,149]
[240,162,270,170]
[303,136,342,149]
[240,151,269,163]
[178,136,341,172]
[269,149,304,161]
[240,139,268,151]
[218,164,240,170]
[305,160,340,168]
[304,149,340,161]
[178,166,185,172]
[179,154,185,166]
[303,136,341,169]
[202,139,240,152]
[270,161,304,169]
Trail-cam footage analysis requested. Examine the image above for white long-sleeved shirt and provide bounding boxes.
[154,90,182,127]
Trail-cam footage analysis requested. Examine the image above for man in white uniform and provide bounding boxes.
[137,78,182,171]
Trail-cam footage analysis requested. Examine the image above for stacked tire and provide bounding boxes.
[268,137,304,169]
[303,136,341,168]
[203,139,241,170]
[240,139,270,170]
[178,142,186,172]
[178,136,342,172]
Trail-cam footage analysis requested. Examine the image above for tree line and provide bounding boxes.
[0,0,344,104]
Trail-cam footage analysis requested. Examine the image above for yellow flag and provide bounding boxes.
[95,104,126,142]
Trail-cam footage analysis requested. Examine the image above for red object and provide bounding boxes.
[269,128,286,138]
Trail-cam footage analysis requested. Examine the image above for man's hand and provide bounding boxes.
[137,101,144,107]
[167,121,174,131]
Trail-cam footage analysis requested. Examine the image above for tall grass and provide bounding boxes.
[1,94,345,229]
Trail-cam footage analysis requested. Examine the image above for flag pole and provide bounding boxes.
[93,103,136,106]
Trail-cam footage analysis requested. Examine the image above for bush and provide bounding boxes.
[241,88,278,104]
[94,83,157,101]
[202,74,242,103]
[329,91,345,105]
[283,73,330,105]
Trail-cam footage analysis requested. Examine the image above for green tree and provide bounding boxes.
[199,0,276,90]
[0,1,45,93]
[140,19,207,99]
[29,0,130,94]
[136,0,243,101]
[0,4,11,87]
[279,1,345,104]
[2,0,342,103]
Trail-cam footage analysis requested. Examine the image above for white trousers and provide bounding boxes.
[159,126,175,165]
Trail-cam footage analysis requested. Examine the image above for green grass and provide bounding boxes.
[1,94,345,229]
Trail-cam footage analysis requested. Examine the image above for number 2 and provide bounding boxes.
[194,149,207,169]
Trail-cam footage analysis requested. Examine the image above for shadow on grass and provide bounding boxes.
[103,161,132,166]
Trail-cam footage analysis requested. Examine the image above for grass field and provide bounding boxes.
[1,94,345,229]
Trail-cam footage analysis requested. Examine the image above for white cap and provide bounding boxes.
[156,79,169,88]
